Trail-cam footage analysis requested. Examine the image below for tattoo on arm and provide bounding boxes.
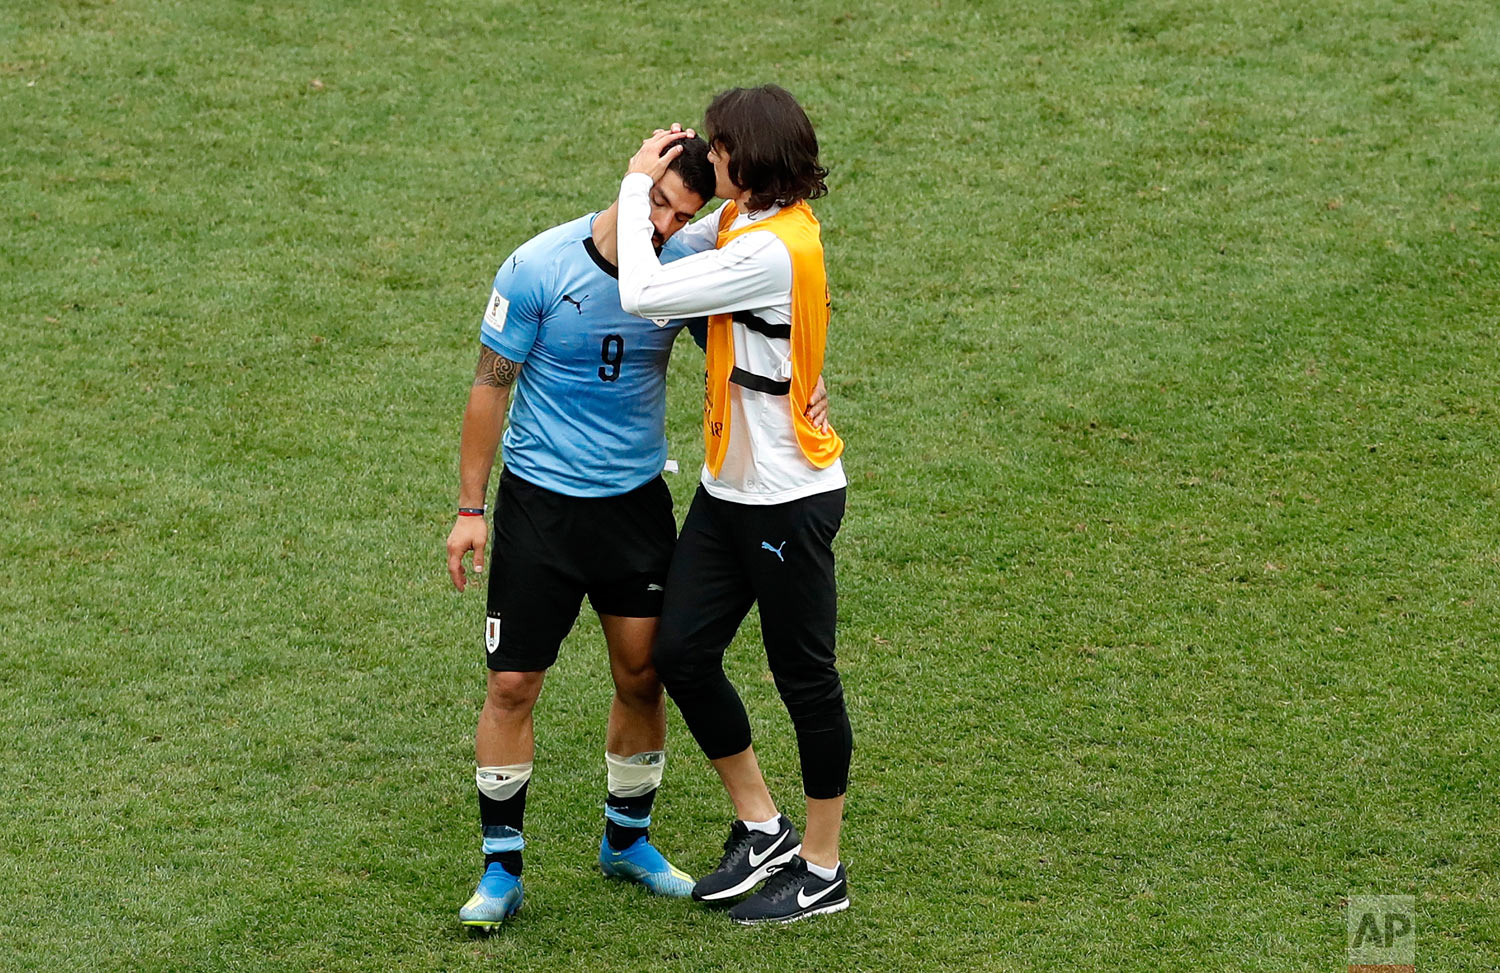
[474,347,521,388]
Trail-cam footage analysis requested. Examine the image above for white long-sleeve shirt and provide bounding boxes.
[617,172,846,505]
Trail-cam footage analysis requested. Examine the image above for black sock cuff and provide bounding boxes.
[605,787,657,815]
[479,779,529,831]
[484,850,523,877]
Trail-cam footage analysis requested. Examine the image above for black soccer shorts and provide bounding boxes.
[483,468,675,672]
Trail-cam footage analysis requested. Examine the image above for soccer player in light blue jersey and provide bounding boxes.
[443,134,827,930]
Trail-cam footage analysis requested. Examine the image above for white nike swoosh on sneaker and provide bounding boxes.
[746,831,789,867]
[797,880,844,909]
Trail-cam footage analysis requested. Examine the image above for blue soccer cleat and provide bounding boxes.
[599,834,695,898]
[459,862,523,929]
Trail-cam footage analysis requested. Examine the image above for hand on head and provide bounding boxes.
[626,124,697,183]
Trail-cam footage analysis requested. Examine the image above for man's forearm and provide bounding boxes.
[457,387,508,508]
[617,173,790,319]
[616,172,660,316]
[456,347,520,508]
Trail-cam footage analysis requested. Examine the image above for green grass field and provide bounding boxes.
[4,0,1499,969]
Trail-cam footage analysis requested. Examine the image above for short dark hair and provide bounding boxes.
[704,85,828,211]
[665,135,715,204]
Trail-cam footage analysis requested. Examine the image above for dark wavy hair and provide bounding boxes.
[665,135,715,203]
[704,85,828,211]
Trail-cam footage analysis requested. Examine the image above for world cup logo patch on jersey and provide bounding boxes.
[484,289,509,333]
[485,615,502,655]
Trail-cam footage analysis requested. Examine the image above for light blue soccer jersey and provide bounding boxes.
[479,213,697,497]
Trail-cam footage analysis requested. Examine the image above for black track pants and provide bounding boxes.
[653,485,852,800]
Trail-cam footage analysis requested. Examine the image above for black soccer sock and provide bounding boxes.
[479,780,528,876]
[604,787,656,851]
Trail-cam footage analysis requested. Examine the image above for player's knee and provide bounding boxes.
[775,670,845,727]
[650,632,692,685]
[612,659,662,706]
[485,670,544,714]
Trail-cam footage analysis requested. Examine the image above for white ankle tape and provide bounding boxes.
[605,750,664,798]
[476,763,533,802]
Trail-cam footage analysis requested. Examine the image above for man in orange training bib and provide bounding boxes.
[616,85,852,925]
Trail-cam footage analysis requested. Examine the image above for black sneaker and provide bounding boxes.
[691,815,802,902]
[728,855,849,924]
